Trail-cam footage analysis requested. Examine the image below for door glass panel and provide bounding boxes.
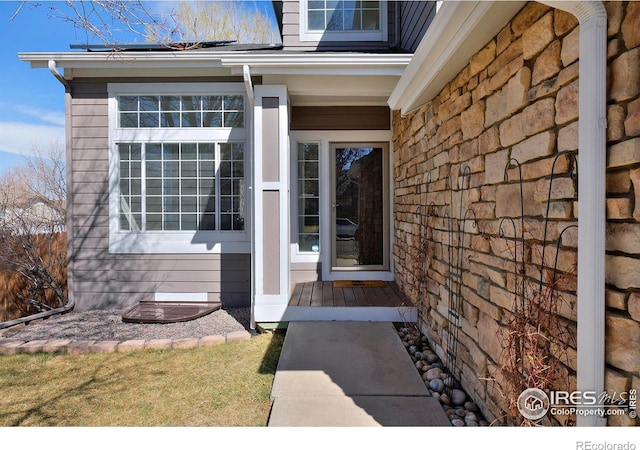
[334,146,385,268]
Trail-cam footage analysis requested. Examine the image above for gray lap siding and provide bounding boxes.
[68,79,251,311]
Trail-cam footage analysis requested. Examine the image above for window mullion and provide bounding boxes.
[141,143,147,231]
[199,96,204,128]
[178,143,183,231]
[180,96,184,128]
[161,145,165,231]
[215,142,220,232]
[196,143,201,228]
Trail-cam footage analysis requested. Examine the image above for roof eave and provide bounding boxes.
[19,51,412,77]
[388,0,526,115]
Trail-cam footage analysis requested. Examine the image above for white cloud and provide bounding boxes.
[15,106,66,127]
[0,122,65,157]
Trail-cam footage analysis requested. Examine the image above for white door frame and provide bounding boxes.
[289,130,394,282]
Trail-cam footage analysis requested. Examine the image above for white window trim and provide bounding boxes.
[289,130,394,282]
[108,82,251,254]
[299,1,388,42]
[290,139,325,263]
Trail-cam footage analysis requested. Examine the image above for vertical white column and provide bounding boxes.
[252,86,290,322]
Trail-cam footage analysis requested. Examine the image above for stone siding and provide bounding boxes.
[392,1,640,426]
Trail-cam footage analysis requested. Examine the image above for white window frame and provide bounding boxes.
[290,138,325,263]
[299,0,388,42]
[108,82,250,254]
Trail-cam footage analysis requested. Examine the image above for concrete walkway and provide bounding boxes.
[268,321,450,427]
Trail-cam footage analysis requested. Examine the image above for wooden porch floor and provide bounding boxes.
[288,281,412,308]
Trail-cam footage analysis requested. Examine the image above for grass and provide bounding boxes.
[0,331,284,426]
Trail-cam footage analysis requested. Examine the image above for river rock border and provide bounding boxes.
[398,325,491,427]
[0,330,252,355]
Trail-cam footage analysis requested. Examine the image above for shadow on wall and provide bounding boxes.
[69,181,251,312]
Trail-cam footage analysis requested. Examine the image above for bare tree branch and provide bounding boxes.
[165,1,276,45]
[8,1,27,21]
[13,1,277,50]
[0,143,67,319]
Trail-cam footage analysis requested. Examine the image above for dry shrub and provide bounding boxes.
[498,242,577,426]
[0,232,67,321]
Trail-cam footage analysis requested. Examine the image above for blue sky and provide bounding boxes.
[0,1,278,174]
[0,1,70,173]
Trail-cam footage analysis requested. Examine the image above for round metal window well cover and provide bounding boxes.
[122,301,222,324]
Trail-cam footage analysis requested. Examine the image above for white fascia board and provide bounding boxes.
[388,0,526,115]
[220,53,412,66]
[19,51,226,70]
[230,66,406,77]
[20,51,411,77]
[222,53,411,76]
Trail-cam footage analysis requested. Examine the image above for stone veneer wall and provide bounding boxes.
[391,1,640,426]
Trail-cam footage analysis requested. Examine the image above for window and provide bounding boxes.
[118,94,244,128]
[108,83,249,254]
[308,0,380,31]
[297,143,320,252]
[117,142,244,233]
[300,0,387,42]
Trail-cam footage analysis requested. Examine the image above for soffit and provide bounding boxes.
[263,74,400,106]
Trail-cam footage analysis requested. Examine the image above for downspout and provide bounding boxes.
[541,1,607,426]
[243,64,254,109]
[243,64,256,333]
[48,60,71,92]
[0,60,75,330]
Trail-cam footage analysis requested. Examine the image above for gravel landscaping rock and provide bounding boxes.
[1,307,250,342]
[397,325,491,426]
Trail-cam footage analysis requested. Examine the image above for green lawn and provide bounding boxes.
[0,331,283,426]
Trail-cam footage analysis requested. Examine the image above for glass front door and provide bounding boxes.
[331,143,388,271]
